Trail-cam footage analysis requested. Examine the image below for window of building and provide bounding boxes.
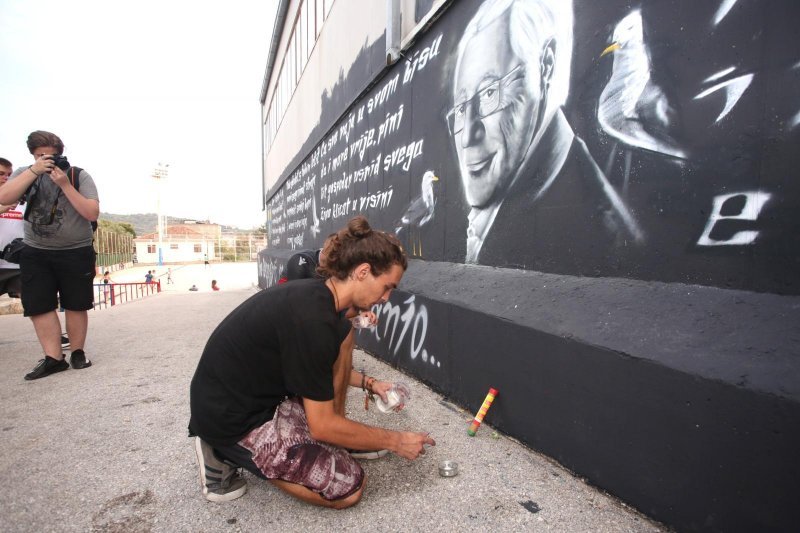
[194,244,202,253]
[294,28,301,85]
[305,0,315,59]
[300,1,308,68]
[290,30,298,86]
[170,243,179,250]
[263,0,333,156]
[147,244,156,253]
[277,66,284,118]
[316,0,325,37]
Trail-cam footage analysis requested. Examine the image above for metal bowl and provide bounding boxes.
[438,460,459,477]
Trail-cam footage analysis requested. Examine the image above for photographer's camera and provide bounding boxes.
[50,155,70,171]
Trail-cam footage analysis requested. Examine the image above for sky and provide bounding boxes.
[0,0,277,229]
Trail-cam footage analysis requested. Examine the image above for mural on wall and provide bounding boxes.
[264,0,800,294]
[362,295,440,368]
[257,4,800,528]
[449,0,642,268]
[394,170,438,256]
[592,1,788,250]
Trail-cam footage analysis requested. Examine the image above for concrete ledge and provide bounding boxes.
[399,260,800,402]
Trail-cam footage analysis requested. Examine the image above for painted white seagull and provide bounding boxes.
[394,170,439,257]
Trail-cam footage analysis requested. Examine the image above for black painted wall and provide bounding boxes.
[265,0,800,295]
[260,1,800,530]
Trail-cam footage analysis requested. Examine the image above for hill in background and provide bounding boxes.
[99,213,257,237]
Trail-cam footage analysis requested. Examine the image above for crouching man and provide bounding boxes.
[188,216,435,508]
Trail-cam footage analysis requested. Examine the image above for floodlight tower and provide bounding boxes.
[152,163,169,266]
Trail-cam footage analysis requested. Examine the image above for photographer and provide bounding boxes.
[0,131,100,380]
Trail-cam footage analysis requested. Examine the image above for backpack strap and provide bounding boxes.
[67,166,96,232]
[68,166,83,191]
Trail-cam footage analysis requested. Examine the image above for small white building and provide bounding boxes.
[134,223,220,264]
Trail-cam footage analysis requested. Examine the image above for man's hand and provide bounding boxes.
[371,380,410,411]
[0,203,18,215]
[50,166,69,188]
[345,308,379,323]
[392,431,436,460]
[359,310,377,326]
[304,397,432,458]
[30,156,54,176]
[371,379,393,404]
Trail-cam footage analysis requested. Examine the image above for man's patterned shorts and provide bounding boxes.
[239,397,364,501]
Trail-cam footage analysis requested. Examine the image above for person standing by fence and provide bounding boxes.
[101,271,115,303]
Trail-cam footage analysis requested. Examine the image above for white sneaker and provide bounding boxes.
[347,448,389,460]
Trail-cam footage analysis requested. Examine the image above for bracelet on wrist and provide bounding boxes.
[362,375,377,410]
[29,167,40,177]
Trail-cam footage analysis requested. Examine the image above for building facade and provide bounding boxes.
[134,223,219,264]
[258,1,800,530]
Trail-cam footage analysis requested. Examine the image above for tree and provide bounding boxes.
[95,219,136,267]
[98,219,136,238]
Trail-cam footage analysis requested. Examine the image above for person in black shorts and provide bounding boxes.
[189,216,435,508]
[0,131,99,380]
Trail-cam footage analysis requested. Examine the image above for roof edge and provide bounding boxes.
[260,0,291,104]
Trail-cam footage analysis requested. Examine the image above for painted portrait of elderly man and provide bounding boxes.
[448,0,642,272]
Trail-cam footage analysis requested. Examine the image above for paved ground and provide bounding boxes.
[0,262,665,532]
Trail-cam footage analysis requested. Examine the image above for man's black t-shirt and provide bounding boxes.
[189,278,351,447]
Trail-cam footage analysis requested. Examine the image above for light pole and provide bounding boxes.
[152,163,169,266]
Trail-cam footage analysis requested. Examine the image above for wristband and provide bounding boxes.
[362,373,376,410]
[29,167,40,177]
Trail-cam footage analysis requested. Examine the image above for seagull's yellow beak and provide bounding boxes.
[431,174,439,181]
[600,42,620,58]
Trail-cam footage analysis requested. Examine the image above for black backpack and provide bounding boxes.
[285,249,322,281]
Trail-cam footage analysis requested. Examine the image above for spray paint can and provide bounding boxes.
[467,387,498,436]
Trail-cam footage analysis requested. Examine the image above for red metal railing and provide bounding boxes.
[93,281,161,309]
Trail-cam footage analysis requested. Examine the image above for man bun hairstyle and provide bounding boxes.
[26,130,65,155]
[319,215,408,280]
